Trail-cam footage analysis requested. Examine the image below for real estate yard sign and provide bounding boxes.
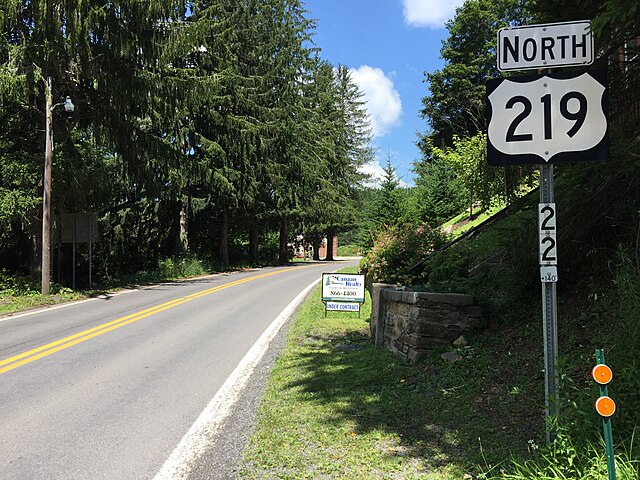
[322,273,365,315]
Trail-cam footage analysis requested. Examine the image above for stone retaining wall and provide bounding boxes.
[371,284,484,363]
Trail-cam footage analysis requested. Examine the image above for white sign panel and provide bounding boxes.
[540,266,558,283]
[326,302,361,312]
[322,273,365,303]
[487,71,608,165]
[538,203,557,233]
[539,203,557,266]
[498,20,593,71]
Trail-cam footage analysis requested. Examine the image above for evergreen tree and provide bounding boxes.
[303,62,372,260]
[258,0,317,263]
[0,1,183,277]
[0,0,383,280]
[171,0,253,267]
[412,153,467,225]
[368,157,403,235]
[323,64,372,260]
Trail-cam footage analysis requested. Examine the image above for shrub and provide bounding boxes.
[361,223,445,285]
[0,269,39,296]
[157,257,208,279]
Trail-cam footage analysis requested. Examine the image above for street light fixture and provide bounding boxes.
[63,96,75,113]
[41,76,74,295]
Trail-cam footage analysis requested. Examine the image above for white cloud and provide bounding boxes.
[359,160,387,188]
[358,151,410,189]
[402,0,465,28]
[348,65,402,139]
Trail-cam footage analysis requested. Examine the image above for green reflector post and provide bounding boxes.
[595,349,616,480]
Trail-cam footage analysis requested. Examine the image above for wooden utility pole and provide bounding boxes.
[41,76,53,295]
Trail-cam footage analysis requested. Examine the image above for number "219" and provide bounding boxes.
[506,92,587,142]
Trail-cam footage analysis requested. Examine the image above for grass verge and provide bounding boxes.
[0,256,217,316]
[237,267,549,479]
[0,290,84,315]
[441,204,506,238]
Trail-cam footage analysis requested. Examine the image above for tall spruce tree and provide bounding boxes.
[258,0,317,263]
[370,158,403,232]
[0,0,381,279]
[320,64,372,260]
[0,1,184,277]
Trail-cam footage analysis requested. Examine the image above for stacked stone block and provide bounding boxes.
[371,285,484,363]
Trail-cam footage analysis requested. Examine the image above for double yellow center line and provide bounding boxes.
[0,267,313,375]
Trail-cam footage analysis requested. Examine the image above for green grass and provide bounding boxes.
[237,268,549,479]
[416,204,540,322]
[0,290,84,315]
[338,166,640,477]
[337,244,361,256]
[240,255,640,478]
[441,203,507,237]
[0,268,84,315]
[440,181,538,238]
[440,210,472,230]
[485,425,640,479]
[0,256,217,316]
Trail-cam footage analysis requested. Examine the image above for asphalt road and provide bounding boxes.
[0,259,359,479]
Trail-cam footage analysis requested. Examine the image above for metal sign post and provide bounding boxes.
[593,349,617,480]
[488,18,610,446]
[540,164,559,443]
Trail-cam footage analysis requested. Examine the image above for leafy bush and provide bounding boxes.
[258,231,280,263]
[101,256,215,288]
[0,269,39,296]
[361,223,446,285]
[157,257,209,279]
[610,245,640,432]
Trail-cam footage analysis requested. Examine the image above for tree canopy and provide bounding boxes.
[420,0,529,148]
[0,0,373,283]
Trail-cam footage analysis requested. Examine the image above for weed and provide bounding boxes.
[486,427,640,479]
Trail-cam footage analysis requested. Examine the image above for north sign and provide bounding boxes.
[498,20,593,71]
[486,71,609,166]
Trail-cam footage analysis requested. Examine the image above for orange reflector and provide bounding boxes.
[592,364,613,385]
[595,396,616,417]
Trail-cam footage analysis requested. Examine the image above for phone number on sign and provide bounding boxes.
[331,290,357,296]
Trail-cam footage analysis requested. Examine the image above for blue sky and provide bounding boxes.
[305,0,465,186]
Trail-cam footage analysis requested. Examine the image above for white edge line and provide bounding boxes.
[153,275,322,480]
[0,288,140,323]
[0,272,232,323]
